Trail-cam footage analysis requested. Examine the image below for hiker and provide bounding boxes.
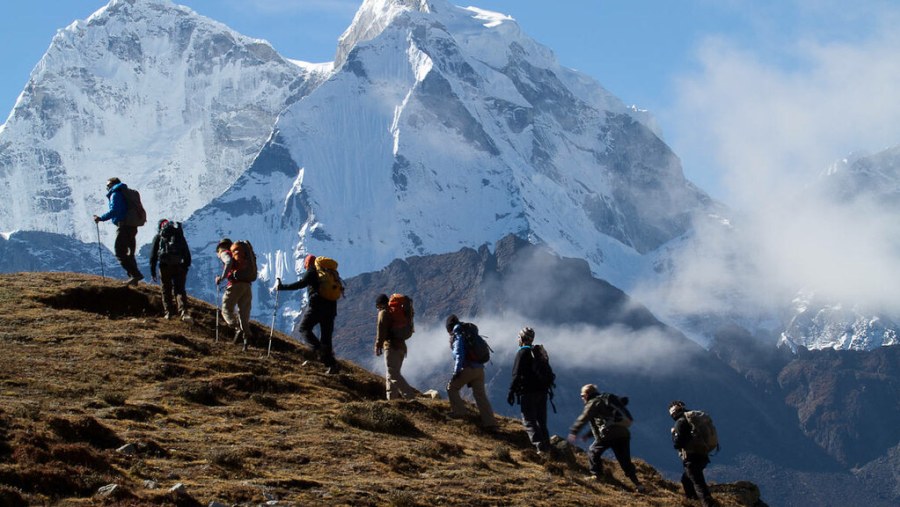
[276,254,342,374]
[374,293,416,399]
[92,177,145,285]
[445,314,497,430]
[567,384,644,492]
[149,219,192,322]
[507,327,553,455]
[669,400,716,507]
[215,238,252,350]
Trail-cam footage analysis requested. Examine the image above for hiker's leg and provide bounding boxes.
[297,308,322,351]
[113,226,135,277]
[468,368,497,427]
[318,314,336,367]
[221,285,240,329]
[534,391,551,450]
[520,391,544,450]
[122,225,142,278]
[588,440,609,477]
[384,346,403,399]
[611,437,640,485]
[173,265,189,314]
[680,464,699,499]
[159,265,175,315]
[237,283,252,344]
[684,457,712,502]
[446,367,476,417]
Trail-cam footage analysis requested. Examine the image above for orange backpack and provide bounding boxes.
[229,240,257,282]
[387,294,414,340]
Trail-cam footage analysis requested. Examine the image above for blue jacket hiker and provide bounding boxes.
[445,314,496,430]
[93,177,144,285]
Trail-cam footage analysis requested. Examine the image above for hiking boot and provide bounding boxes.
[180,312,193,324]
[125,273,144,286]
[163,312,172,320]
[325,364,341,375]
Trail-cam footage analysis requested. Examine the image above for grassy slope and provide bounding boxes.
[0,273,764,506]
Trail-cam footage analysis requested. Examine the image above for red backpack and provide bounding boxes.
[387,294,414,341]
[229,240,257,282]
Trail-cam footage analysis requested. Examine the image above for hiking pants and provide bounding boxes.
[221,282,252,340]
[115,224,142,278]
[589,431,639,485]
[520,390,550,452]
[681,454,712,503]
[298,307,336,367]
[384,345,415,400]
[447,367,497,428]
[159,264,188,316]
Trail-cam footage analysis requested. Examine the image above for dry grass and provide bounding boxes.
[0,273,765,506]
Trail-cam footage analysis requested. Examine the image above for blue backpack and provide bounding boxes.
[458,322,491,364]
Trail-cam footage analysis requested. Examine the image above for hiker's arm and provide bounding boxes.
[568,404,592,437]
[375,310,389,353]
[451,334,465,374]
[508,349,524,393]
[97,191,125,222]
[216,251,233,283]
[672,418,691,449]
[279,269,315,291]
[182,237,191,268]
[149,235,160,280]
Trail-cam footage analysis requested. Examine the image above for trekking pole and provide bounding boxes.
[214,268,220,343]
[95,222,105,278]
[267,278,280,358]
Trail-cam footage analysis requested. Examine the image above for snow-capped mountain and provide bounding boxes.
[777,144,900,351]
[0,0,325,248]
[187,0,713,310]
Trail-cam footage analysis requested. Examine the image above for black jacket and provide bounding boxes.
[280,268,336,314]
[509,346,544,394]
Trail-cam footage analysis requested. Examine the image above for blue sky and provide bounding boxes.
[2,0,900,204]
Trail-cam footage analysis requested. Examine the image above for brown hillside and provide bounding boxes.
[0,273,765,506]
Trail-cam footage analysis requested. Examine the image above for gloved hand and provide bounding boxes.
[507,391,516,406]
[374,345,383,357]
[275,279,283,291]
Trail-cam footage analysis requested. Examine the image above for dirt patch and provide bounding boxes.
[39,285,158,318]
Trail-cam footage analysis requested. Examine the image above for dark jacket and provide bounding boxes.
[570,393,629,442]
[149,221,191,277]
[280,268,337,315]
[98,182,128,225]
[509,345,543,394]
[672,415,711,463]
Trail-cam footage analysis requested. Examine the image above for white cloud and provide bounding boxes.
[652,0,900,329]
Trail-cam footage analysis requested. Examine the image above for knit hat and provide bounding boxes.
[518,327,535,343]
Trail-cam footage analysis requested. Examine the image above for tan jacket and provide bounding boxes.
[376,309,407,352]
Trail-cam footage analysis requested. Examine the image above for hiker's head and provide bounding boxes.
[375,293,389,309]
[668,400,686,419]
[303,254,316,270]
[216,238,233,253]
[580,384,598,403]
[157,219,169,231]
[518,327,535,345]
[445,314,460,334]
[106,177,121,190]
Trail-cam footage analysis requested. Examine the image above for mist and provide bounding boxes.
[365,313,699,392]
[644,0,900,331]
